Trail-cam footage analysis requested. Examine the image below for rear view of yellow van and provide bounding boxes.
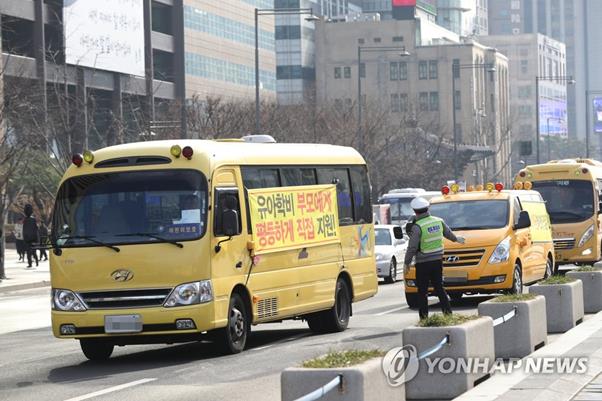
[404,184,554,307]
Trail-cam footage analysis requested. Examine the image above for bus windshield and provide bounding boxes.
[429,200,509,230]
[531,180,594,224]
[380,198,414,221]
[52,170,208,247]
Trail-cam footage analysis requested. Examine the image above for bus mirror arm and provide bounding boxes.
[215,236,232,253]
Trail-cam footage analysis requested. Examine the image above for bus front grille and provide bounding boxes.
[443,249,485,267]
[554,238,576,250]
[78,288,172,309]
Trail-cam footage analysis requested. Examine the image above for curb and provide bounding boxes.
[0,280,51,293]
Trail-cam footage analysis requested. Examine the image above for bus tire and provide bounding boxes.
[507,264,523,295]
[217,293,249,354]
[405,292,420,309]
[307,278,351,333]
[80,339,114,361]
[384,258,397,284]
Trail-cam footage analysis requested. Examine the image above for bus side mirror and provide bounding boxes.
[514,211,531,230]
[393,226,404,239]
[222,209,241,237]
[598,202,602,214]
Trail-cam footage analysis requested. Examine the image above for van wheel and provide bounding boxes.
[544,256,554,279]
[384,259,397,284]
[217,293,249,354]
[80,339,114,361]
[405,293,420,309]
[307,278,351,333]
[508,265,523,294]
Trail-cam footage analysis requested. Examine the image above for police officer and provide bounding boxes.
[403,197,464,319]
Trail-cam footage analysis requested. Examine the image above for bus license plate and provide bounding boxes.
[444,271,467,283]
[104,314,142,334]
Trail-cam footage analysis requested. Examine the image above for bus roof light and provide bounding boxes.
[83,150,94,164]
[476,184,484,191]
[451,183,460,193]
[182,146,194,160]
[441,185,450,195]
[486,182,495,192]
[467,185,474,192]
[513,182,524,190]
[582,168,589,174]
[495,183,504,192]
[72,154,83,167]
[519,170,526,178]
[170,145,182,158]
[524,181,533,190]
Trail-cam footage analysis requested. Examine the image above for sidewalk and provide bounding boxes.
[454,311,602,401]
[0,248,50,293]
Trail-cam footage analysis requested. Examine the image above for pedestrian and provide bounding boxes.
[14,218,25,262]
[38,223,49,261]
[22,204,39,268]
[403,197,465,320]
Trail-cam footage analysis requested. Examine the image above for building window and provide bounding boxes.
[518,86,531,99]
[359,63,365,78]
[392,36,404,42]
[419,61,428,80]
[400,62,407,80]
[344,66,351,79]
[519,105,532,116]
[390,62,398,80]
[152,1,173,35]
[453,59,460,78]
[374,37,381,43]
[334,67,341,79]
[520,60,528,74]
[429,92,439,111]
[391,94,400,113]
[454,90,461,110]
[419,92,429,111]
[358,38,365,44]
[429,60,438,79]
[400,94,408,112]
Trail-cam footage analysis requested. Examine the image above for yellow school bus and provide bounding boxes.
[515,159,602,269]
[404,184,555,307]
[49,137,376,360]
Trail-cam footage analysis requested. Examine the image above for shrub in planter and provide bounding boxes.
[478,293,546,359]
[528,275,584,333]
[567,266,602,313]
[403,314,494,400]
[281,350,402,401]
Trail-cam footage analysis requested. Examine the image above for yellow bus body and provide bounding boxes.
[515,159,602,266]
[50,140,377,354]
[404,190,554,300]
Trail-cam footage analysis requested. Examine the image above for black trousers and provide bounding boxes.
[416,259,452,319]
[25,241,39,267]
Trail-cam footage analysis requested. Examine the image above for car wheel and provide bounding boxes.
[405,292,420,309]
[80,339,114,361]
[216,293,249,354]
[384,258,397,284]
[508,264,523,295]
[544,256,554,279]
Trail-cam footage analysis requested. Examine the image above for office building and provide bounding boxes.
[435,0,488,36]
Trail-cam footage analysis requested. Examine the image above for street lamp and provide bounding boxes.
[546,117,565,161]
[535,75,575,163]
[585,90,602,158]
[357,46,410,151]
[254,8,318,134]
[451,63,496,181]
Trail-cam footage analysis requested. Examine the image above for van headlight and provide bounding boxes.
[376,253,384,261]
[489,236,511,264]
[578,225,595,248]
[52,289,87,311]
[164,280,213,307]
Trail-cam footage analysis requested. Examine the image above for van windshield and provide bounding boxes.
[429,200,509,230]
[379,198,414,221]
[531,180,594,224]
[52,170,208,247]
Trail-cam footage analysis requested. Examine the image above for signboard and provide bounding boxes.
[521,201,552,242]
[538,97,568,137]
[64,0,145,76]
[248,185,340,254]
[594,97,602,133]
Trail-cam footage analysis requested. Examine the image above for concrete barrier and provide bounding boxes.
[402,317,494,400]
[478,295,547,359]
[566,270,602,313]
[529,280,584,333]
[281,358,402,401]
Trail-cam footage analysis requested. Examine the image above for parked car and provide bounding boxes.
[375,224,406,283]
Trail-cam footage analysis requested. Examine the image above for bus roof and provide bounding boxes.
[68,139,366,174]
[519,158,602,179]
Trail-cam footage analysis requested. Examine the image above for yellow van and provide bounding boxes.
[404,184,554,307]
[49,137,377,360]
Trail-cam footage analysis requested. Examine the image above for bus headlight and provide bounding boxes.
[164,280,213,307]
[52,289,87,311]
[578,225,595,248]
[489,236,511,264]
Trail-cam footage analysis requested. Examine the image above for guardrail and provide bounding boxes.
[293,374,343,401]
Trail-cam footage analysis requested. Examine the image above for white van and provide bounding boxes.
[378,188,440,226]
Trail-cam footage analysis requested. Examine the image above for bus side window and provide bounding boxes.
[214,189,242,237]
[317,167,354,225]
[350,166,372,224]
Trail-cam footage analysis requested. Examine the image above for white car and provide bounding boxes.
[375,224,407,283]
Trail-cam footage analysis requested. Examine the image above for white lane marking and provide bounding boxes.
[63,378,157,401]
[252,333,310,351]
[375,306,407,316]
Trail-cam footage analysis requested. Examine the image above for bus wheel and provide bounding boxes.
[508,265,523,294]
[384,258,397,284]
[405,292,420,309]
[307,278,351,333]
[218,293,249,354]
[80,339,114,361]
[544,256,554,279]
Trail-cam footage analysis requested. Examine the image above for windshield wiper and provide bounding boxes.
[58,235,120,252]
[116,232,184,248]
